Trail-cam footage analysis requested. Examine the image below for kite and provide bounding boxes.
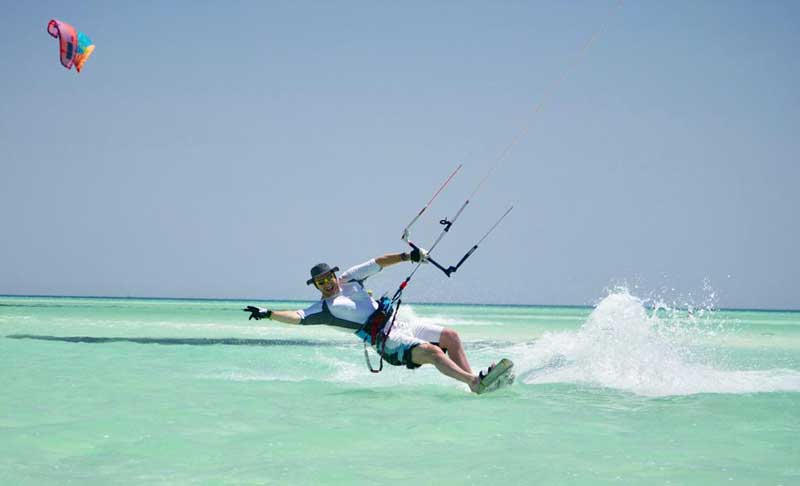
[46,19,95,72]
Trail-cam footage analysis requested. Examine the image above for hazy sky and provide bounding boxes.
[2,1,798,309]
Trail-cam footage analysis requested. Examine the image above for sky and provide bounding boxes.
[1,1,798,309]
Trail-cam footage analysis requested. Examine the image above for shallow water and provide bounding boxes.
[2,293,798,484]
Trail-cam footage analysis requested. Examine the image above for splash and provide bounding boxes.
[515,289,800,397]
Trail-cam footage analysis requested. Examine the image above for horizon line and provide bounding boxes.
[1,293,798,314]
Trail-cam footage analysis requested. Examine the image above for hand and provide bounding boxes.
[410,246,429,263]
[243,306,272,320]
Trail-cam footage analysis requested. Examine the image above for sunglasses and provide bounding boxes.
[314,274,337,286]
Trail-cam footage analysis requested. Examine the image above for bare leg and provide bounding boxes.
[411,343,480,393]
[438,328,473,374]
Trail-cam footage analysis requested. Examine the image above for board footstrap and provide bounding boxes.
[477,358,514,394]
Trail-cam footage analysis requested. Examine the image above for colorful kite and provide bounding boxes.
[46,19,95,72]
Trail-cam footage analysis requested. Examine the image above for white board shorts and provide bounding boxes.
[379,320,444,369]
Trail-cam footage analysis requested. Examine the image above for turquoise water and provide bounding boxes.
[2,293,799,485]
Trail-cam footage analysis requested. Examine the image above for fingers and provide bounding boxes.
[244,306,261,320]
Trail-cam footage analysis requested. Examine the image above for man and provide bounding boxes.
[244,248,496,393]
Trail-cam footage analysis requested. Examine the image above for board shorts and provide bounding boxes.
[378,320,444,369]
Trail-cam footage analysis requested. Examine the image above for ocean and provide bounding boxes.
[1,292,798,485]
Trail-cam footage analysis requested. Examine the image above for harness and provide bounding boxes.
[358,295,401,373]
[306,284,402,372]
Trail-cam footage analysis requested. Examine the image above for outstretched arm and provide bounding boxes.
[243,306,301,324]
[269,310,302,325]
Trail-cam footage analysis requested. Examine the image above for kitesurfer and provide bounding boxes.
[244,248,496,393]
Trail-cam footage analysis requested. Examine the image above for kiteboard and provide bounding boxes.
[476,358,515,394]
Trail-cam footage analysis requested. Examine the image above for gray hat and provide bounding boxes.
[306,263,339,285]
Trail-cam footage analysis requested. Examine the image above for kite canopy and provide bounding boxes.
[47,19,95,72]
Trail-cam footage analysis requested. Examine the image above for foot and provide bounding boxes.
[469,375,480,393]
[469,362,496,393]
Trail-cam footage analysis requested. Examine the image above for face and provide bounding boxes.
[313,271,340,298]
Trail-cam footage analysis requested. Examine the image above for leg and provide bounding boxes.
[438,328,473,374]
[411,343,480,393]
